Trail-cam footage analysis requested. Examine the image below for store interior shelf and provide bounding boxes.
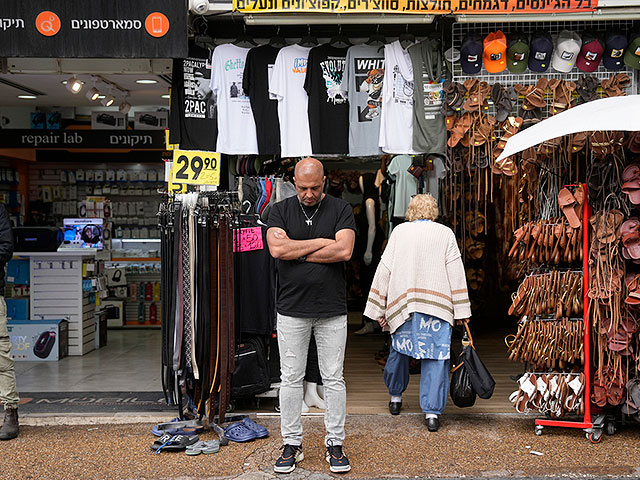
[110,257,161,262]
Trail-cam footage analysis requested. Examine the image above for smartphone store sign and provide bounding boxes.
[0,0,186,58]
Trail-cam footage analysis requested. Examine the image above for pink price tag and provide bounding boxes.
[233,227,264,252]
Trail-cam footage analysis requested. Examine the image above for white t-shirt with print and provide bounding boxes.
[269,44,313,158]
[210,44,259,155]
[379,41,424,155]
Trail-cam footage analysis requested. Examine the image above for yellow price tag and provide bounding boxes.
[167,162,188,194]
[165,130,176,150]
[171,149,220,186]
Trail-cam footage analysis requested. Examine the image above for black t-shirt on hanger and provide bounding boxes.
[304,45,350,155]
[267,194,357,318]
[243,45,281,155]
[169,42,217,151]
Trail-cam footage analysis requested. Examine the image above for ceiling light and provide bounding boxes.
[119,101,131,114]
[17,95,37,99]
[86,87,100,101]
[65,76,83,94]
[161,94,170,99]
[98,95,106,99]
[101,94,115,107]
[136,79,158,84]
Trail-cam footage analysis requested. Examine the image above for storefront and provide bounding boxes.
[4,0,640,443]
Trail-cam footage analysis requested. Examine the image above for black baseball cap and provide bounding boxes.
[460,34,483,74]
[528,31,553,73]
[603,31,628,70]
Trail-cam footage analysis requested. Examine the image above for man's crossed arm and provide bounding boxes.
[267,228,355,264]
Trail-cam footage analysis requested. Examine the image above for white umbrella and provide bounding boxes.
[496,95,640,163]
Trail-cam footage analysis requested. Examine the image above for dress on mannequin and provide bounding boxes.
[355,173,384,335]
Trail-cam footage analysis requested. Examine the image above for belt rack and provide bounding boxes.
[533,184,608,442]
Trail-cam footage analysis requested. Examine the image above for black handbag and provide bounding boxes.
[449,329,476,408]
[231,336,270,398]
[461,323,496,400]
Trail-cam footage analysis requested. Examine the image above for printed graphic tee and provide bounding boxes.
[343,44,385,157]
[210,43,259,155]
[169,43,217,151]
[243,45,281,155]
[379,41,424,155]
[304,44,349,155]
[269,44,313,158]
[408,39,446,155]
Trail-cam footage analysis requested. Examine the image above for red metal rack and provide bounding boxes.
[533,184,606,442]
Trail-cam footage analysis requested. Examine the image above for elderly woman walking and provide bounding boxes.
[364,194,471,432]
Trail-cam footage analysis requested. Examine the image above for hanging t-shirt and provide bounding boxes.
[269,45,313,158]
[210,44,259,155]
[343,44,385,157]
[379,41,424,155]
[169,42,217,151]
[387,154,418,218]
[243,45,281,155]
[409,39,446,155]
[304,44,349,155]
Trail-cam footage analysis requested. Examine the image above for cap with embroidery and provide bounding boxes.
[551,30,582,73]
[460,34,483,74]
[483,30,507,73]
[603,32,628,71]
[624,31,640,70]
[528,31,553,73]
[507,32,530,74]
[576,32,604,72]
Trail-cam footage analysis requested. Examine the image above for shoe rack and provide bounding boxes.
[452,20,637,94]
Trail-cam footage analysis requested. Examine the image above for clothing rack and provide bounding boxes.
[534,184,605,442]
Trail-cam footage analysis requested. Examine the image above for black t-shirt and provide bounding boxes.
[243,45,281,155]
[169,43,217,151]
[268,194,357,318]
[304,45,349,155]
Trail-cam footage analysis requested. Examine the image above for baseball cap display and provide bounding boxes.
[483,30,507,73]
[528,31,554,73]
[460,35,483,74]
[507,33,530,73]
[576,32,604,72]
[624,31,640,70]
[552,30,581,73]
[603,32,628,70]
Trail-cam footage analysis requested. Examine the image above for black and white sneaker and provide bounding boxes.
[325,443,351,473]
[274,444,304,474]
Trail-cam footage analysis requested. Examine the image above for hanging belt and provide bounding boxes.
[208,218,220,424]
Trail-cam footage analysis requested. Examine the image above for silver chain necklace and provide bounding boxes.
[298,199,322,226]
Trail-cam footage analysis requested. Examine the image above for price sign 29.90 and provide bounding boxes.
[170,149,221,186]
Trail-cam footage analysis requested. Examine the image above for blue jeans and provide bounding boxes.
[384,347,449,415]
[277,313,347,446]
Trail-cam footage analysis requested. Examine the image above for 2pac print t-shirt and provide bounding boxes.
[243,45,281,155]
[304,44,349,155]
[343,44,385,157]
[269,44,313,158]
[210,43,259,155]
[169,42,217,151]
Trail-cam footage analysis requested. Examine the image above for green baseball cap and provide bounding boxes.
[624,32,640,69]
[507,33,530,73]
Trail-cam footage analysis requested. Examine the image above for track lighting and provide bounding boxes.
[119,101,131,114]
[66,76,83,94]
[101,94,115,107]
[86,87,100,101]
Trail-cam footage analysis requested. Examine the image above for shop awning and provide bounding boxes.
[496,95,640,163]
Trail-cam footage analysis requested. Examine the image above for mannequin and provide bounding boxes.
[355,173,384,335]
[302,335,325,410]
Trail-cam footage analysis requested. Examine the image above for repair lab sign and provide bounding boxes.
[0,0,187,58]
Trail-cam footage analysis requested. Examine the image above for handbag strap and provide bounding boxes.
[463,322,475,349]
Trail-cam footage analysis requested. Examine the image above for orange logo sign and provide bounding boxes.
[145,12,169,38]
[35,11,61,37]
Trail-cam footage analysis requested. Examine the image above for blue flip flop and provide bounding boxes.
[224,422,258,442]
[152,418,203,437]
[242,417,269,438]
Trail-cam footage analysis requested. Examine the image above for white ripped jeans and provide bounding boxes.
[277,313,348,447]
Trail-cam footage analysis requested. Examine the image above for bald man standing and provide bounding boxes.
[267,158,356,474]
